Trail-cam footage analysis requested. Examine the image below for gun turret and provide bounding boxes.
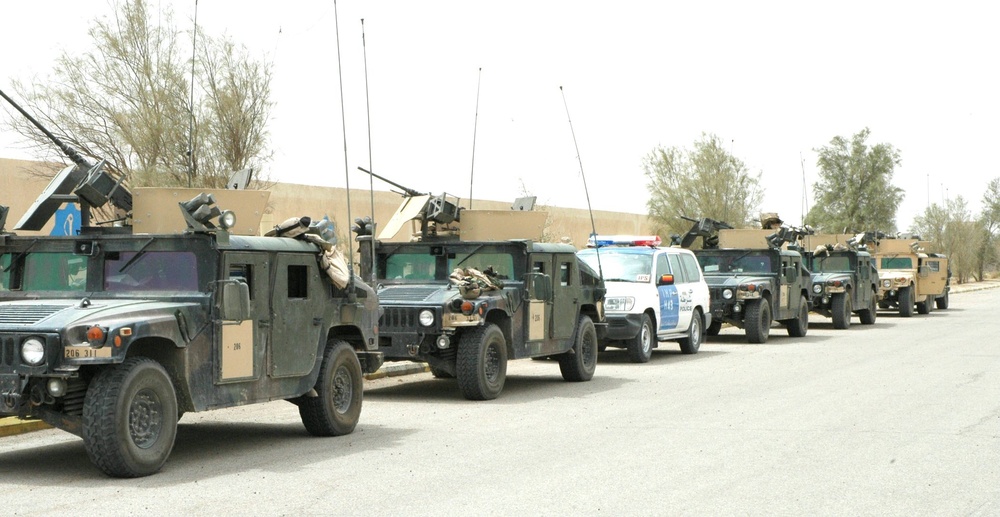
[358,166,424,198]
[673,215,734,249]
[765,225,814,250]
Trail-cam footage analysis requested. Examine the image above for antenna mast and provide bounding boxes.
[559,86,602,279]
[332,0,356,298]
[187,0,199,188]
[468,67,482,209]
[361,18,377,284]
[800,151,808,223]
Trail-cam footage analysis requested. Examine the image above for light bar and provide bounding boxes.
[587,235,662,248]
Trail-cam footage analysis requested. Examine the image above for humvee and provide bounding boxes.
[802,234,879,329]
[357,191,604,401]
[0,90,381,477]
[691,227,812,344]
[872,237,950,317]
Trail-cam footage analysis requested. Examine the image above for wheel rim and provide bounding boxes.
[129,388,163,450]
[485,342,502,382]
[583,328,597,366]
[640,323,652,354]
[691,318,701,347]
[332,365,353,414]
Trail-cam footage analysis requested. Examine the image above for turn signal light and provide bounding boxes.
[86,326,106,345]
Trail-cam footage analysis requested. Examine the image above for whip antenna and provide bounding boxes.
[361,18,377,283]
[187,0,199,188]
[332,0,356,298]
[468,67,482,209]
[559,86,602,279]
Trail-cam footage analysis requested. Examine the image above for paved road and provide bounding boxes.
[1,288,998,516]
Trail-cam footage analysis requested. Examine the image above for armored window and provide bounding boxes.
[881,257,912,269]
[927,261,940,272]
[287,265,308,298]
[560,262,571,286]
[104,251,198,292]
[533,261,545,273]
[450,253,514,280]
[668,254,687,283]
[21,252,87,291]
[0,254,10,291]
[230,264,253,299]
[679,254,702,282]
[385,253,436,280]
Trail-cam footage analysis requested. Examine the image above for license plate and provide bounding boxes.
[63,346,113,359]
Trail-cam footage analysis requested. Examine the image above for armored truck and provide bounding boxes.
[357,193,604,401]
[692,228,812,344]
[872,237,950,317]
[802,234,878,329]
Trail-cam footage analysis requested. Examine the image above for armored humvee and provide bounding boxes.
[691,227,812,344]
[871,237,950,317]
[802,234,879,329]
[0,90,381,477]
[356,190,604,401]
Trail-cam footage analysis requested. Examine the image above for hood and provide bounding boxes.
[811,272,851,284]
[702,275,772,288]
[377,283,461,307]
[0,297,203,332]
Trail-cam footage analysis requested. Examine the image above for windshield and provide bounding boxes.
[881,257,912,269]
[811,255,852,273]
[696,251,774,274]
[1,252,87,292]
[104,251,200,291]
[382,250,515,281]
[578,249,651,283]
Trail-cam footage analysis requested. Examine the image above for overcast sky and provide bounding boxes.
[2,1,998,231]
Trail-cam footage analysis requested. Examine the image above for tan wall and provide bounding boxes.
[1,157,653,247]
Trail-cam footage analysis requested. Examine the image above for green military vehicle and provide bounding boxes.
[356,183,604,401]
[690,226,812,344]
[872,236,950,317]
[802,234,879,329]
[0,91,381,477]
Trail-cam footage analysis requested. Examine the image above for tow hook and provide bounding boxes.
[1,389,21,410]
[406,344,419,356]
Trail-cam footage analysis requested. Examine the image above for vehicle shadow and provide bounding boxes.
[596,349,728,365]
[701,332,835,344]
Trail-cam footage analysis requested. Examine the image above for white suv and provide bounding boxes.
[577,235,711,363]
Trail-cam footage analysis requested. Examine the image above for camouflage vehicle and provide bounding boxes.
[356,182,604,401]
[801,234,879,329]
[0,90,381,477]
[690,226,812,344]
[872,237,950,317]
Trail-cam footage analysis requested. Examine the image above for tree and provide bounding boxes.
[911,196,982,284]
[976,178,1000,279]
[644,133,763,239]
[806,128,903,233]
[4,0,273,190]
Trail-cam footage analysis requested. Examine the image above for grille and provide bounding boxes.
[378,286,440,302]
[380,307,420,332]
[0,304,69,326]
[1,336,13,367]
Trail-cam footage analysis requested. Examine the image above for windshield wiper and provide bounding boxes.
[118,238,156,274]
[1,239,38,273]
[454,244,487,268]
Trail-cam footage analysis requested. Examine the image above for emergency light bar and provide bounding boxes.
[587,235,662,248]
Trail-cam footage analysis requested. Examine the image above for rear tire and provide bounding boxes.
[786,296,809,338]
[899,286,914,317]
[559,316,598,382]
[859,292,877,325]
[936,291,950,310]
[745,299,771,344]
[299,341,364,437]
[678,310,703,354]
[457,324,507,400]
[832,292,851,329]
[626,314,653,363]
[706,320,722,336]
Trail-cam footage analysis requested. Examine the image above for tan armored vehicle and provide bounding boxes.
[872,237,950,317]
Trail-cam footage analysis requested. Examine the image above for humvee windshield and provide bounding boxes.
[577,249,651,283]
[696,251,774,274]
[104,251,200,291]
[881,257,913,269]
[0,252,87,292]
[811,255,852,272]
[382,249,515,281]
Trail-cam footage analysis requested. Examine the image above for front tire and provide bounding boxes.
[936,291,950,310]
[678,310,703,354]
[299,340,364,437]
[859,292,877,325]
[786,295,809,337]
[832,292,851,329]
[559,315,598,382]
[626,314,653,363]
[706,320,722,336]
[82,357,179,478]
[745,298,771,344]
[457,324,507,400]
[899,286,914,317]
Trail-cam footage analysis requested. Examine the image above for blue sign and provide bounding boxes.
[50,203,81,236]
[658,284,680,330]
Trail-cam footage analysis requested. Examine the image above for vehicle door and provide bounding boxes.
[551,253,580,341]
[918,257,947,296]
[779,256,795,318]
[270,253,324,378]
[219,252,269,383]
[679,252,710,326]
[668,253,695,332]
[654,253,680,334]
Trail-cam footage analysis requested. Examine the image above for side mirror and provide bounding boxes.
[526,272,552,301]
[657,274,674,286]
[219,280,251,321]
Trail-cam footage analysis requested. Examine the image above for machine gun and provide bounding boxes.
[0,88,132,230]
[765,224,814,250]
[357,166,462,241]
[672,216,733,249]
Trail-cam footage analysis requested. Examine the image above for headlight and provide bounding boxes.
[218,210,237,229]
[882,279,891,288]
[813,284,823,294]
[722,289,733,300]
[418,310,435,327]
[21,337,45,366]
[605,297,635,311]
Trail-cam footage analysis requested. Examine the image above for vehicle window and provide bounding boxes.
[287,265,308,298]
[697,252,772,274]
[0,254,10,290]
[679,254,702,282]
[18,253,87,291]
[385,253,437,280]
[812,256,851,272]
[560,262,571,286]
[450,253,514,280]
[579,250,651,283]
[668,254,687,283]
[655,254,670,280]
[927,260,940,272]
[104,251,198,292]
[230,264,253,300]
[881,257,912,269]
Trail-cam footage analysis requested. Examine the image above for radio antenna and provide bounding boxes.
[468,67,482,209]
[187,0,199,188]
[361,18,377,284]
[332,0,356,298]
[559,86,602,279]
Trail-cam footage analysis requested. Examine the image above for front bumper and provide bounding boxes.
[604,313,644,340]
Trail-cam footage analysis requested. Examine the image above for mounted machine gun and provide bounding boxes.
[672,216,734,249]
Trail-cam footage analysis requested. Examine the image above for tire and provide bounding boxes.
[678,310,703,354]
[936,291,950,310]
[457,324,507,400]
[706,320,722,336]
[916,294,930,315]
[82,357,179,478]
[429,365,454,379]
[831,292,851,329]
[626,314,653,363]
[744,299,771,344]
[859,292,877,325]
[898,286,914,317]
[786,296,809,338]
[559,315,598,382]
[299,341,364,437]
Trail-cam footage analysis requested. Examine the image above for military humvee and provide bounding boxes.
[0,90,381,477]
[872,237,950,317]
[802,234,879,329]
[357,192,605,401]
[691,227,812,344]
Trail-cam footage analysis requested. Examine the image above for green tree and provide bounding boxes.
[644,133,763,240]
[4,0,273,190]
[911,196,982,284]
[977,178,1000,279]
[806,128,903,233]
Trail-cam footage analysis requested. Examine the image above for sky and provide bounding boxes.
[2,1,998,232]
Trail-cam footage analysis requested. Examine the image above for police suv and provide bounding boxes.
[577,235,710,363]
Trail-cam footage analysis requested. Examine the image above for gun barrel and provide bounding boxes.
[357,167,424,197]
[0,88,91,169]
[679,215,698,223]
